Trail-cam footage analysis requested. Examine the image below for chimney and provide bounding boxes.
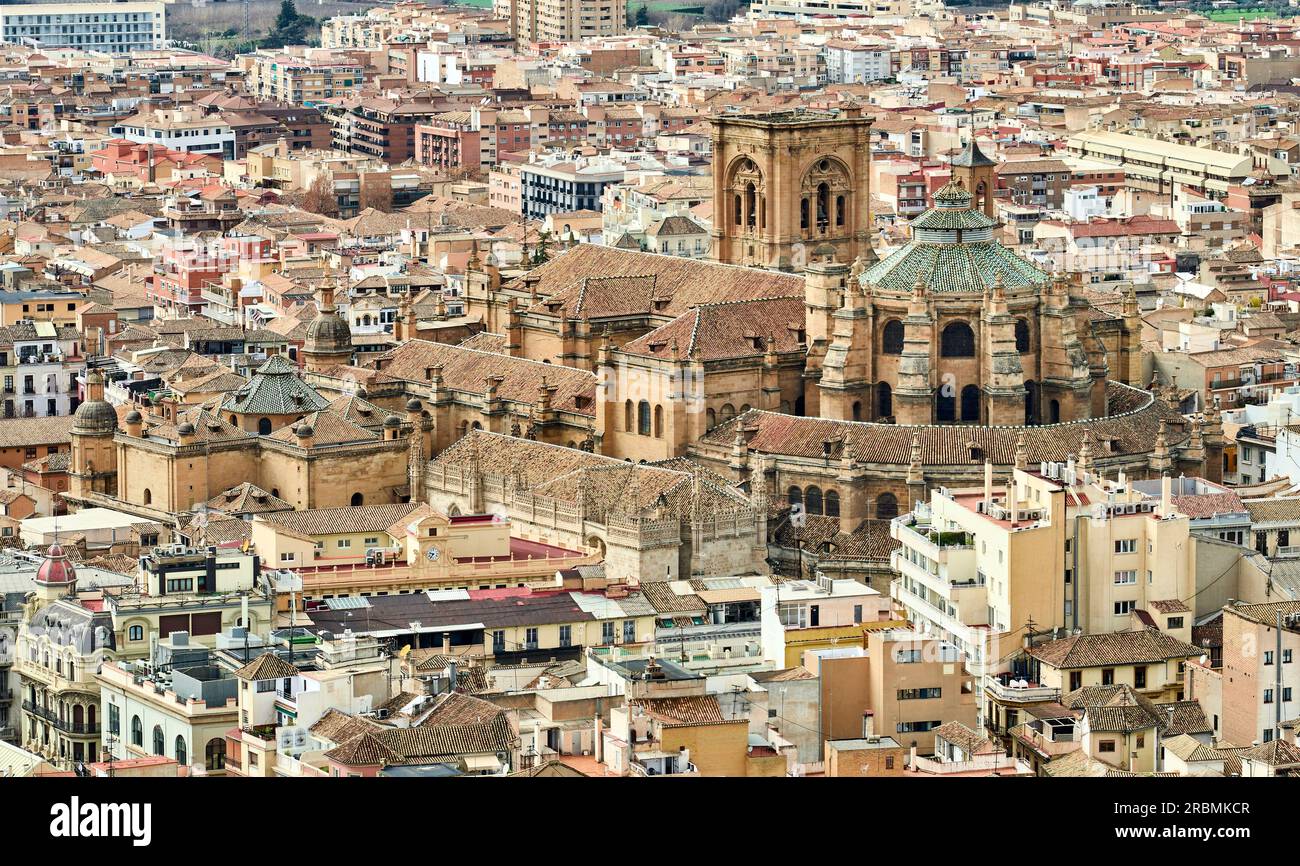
[442,631,451,655]
[1160,475,1172,519]
[1006,481,1018,525]
[594,712,604,763]
[862,711,874,739]
[983,460,993,510]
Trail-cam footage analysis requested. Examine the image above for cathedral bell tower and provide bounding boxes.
[710,106,874,271]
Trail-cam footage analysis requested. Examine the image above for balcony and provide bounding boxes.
[21,700,99,735]
[985,678,1061,704]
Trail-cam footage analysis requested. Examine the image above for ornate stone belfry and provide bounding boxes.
[709,106,874,271]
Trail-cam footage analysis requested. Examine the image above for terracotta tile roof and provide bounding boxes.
[433,431,750,520]
[370,339,596,417]
[258,503,422,538]
[324,731,403,766]
[1030,629,1201,669]
[1171,491,1245,518]
[1225,599,1300,628]
[933,721,998,756]
[508,245,803,319]
[266,409,380,446]
[1158,700,1212,736]
[638,580,707,615]
[621,296,806,361]
[205,482,294,515]
[630,694,737,727]
[1243,498,1300,525]
[1240,738,1300,766]
[1148,598,1190,614]
[700,382,1185,466]
[0,415,75,448]
[234,652,297,681]
[309,708,382,744]
[1162,733,1222,763]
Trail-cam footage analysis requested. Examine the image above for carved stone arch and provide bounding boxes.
[799,154,853,193]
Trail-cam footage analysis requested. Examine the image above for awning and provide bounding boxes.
[461,754,501,773]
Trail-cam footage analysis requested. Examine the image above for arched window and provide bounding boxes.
[1015,318,1031,353]
[787,486,802,509]
[940,321,975,357]
[801,198,809,230]
[852,401,862,422]
[128,624,143,642]
[257,417,272,435]
[817,182,830,227]
[876,492,899,520]
[73,705,84,727]
[142,488,152,506]
[825,490,840,517]
[877,382,893,419]
[707,408,716,428]
[175,736,187,766]
[271,488,280,499]
[131,715,143,747]
[734,194,743,227]
[653,404,663,438]
[720,403,736,424]
[624,400,633,432]
[230,414,238,425]
[637,400,651,436]
[471,421,483,430]
[805,485,823,516]
[745,182,757,227]
[1024,381,1038,426]
[1049,399,1061,423]
[205,737,225,771]
[153,725,164,756]
[881,320,904,355]
[836,194,846,227]
[350,492,364,506]
[88,705,95,730]
[961,385,981,423]
[936,390,956,422]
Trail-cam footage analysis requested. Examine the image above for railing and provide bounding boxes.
[910,752,1022,775]
[985,679,1061,703]
[22,700,100,735]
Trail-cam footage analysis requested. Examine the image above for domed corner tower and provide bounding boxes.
[710,105,874,271]
[32,542,77,605]
[301,278,355,372]
[70,369,119,502]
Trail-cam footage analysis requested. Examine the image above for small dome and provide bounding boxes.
[125,410,142,424]
[383,414,401,428]
[177,422,196,436]
[295,424,314,438]
[35,543,76,586]
[73,397,118,434]
[405,398,423,412]
[304,310,353,355]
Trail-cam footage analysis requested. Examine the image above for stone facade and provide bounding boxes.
[710,107,874,271]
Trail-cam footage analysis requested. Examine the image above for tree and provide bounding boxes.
[301,174,339,218]
[275,0,309,46]
[532,230,553,266]
[635,4,649,25]
[359,181,392,214]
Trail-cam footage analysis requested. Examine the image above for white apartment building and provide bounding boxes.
[114,107,236,161]
[0,2,166,55]
[824,41,892,84]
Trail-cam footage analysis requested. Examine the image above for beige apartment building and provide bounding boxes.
[863,629,978,754]
[893,464,1197,694]
[241,49,365,104]
[495,0,627,43]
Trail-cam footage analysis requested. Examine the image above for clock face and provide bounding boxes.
[425,546,440,562]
